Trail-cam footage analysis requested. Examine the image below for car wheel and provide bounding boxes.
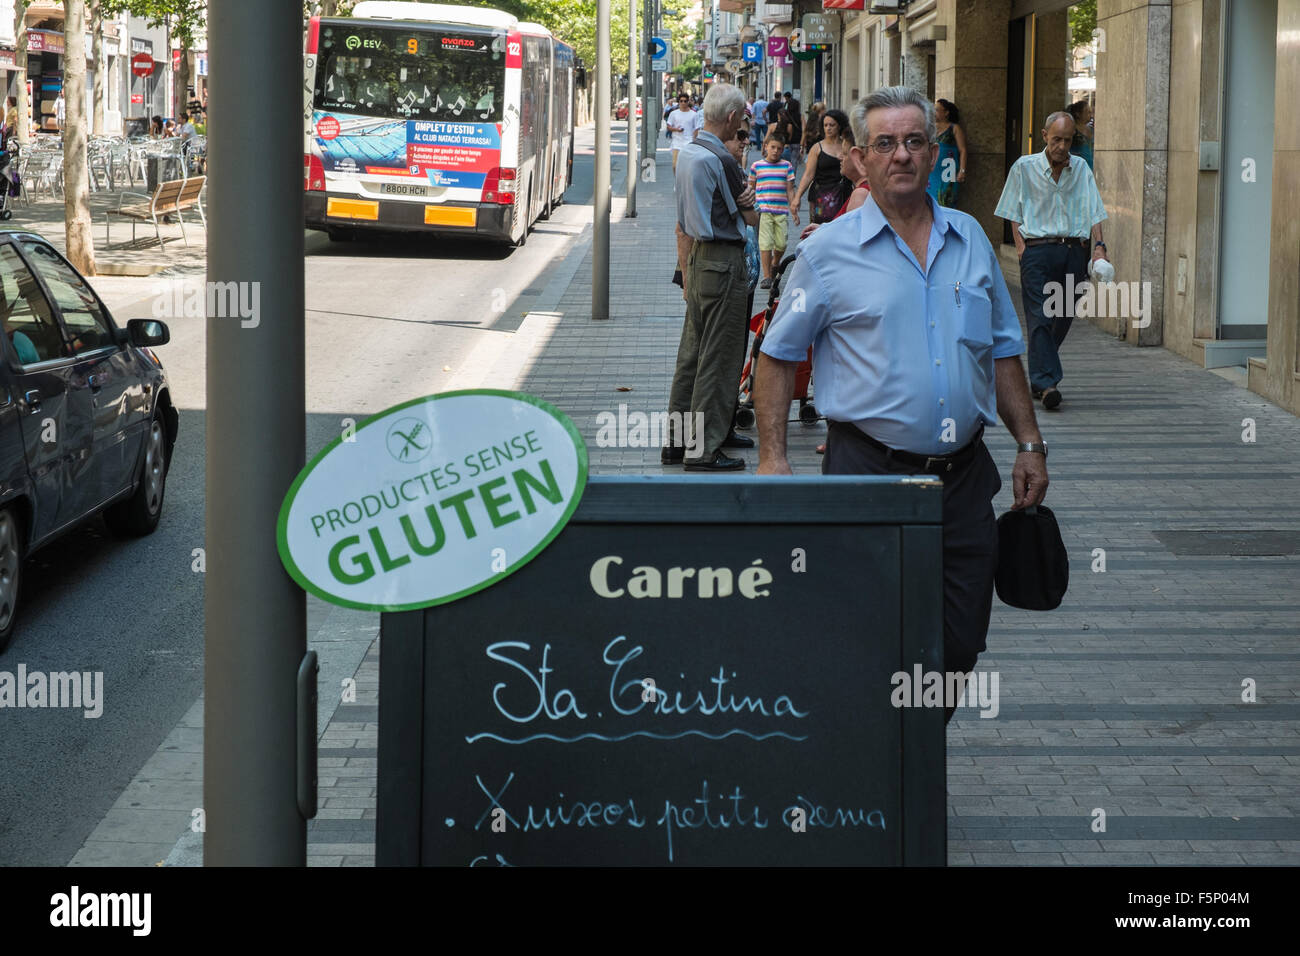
[104,409,168,537]
[0,507,23,654]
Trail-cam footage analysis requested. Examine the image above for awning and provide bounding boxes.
[1068,75,1096,91]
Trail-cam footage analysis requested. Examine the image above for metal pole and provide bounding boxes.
[204,0,306,864]
[593,0,610,319]
[626,0,637,217]
[641,0,651,163]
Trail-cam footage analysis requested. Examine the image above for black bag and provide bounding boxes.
[994,504,1068,611]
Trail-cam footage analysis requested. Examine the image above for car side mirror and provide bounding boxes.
[128,318,170,347]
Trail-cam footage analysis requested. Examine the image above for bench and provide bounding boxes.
[105,175,206,249]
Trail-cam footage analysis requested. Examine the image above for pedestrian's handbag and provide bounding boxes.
[809,176,852,224]
[994,504,1069,611]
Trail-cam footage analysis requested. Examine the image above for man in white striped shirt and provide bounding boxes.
[995,111,1109,411]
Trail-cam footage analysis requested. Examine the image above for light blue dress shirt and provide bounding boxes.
[994,149,1107,238]
[675,132,744,242]
[760,194,1024,455]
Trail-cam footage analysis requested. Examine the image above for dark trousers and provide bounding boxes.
[668,241,749,460]
[824,422,1001,723]
[1018,243,1089,392]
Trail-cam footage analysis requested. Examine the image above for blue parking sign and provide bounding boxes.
[742,42,763,62]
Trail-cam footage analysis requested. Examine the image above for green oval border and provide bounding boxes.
[275,389,589,612]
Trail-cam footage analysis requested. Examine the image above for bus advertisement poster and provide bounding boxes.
[311,111,501,189]
[410,120,501,190]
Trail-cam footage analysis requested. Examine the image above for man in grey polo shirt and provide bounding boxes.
[665,83,759,471]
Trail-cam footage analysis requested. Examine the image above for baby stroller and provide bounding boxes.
[0,138,19,221]
[735,252,818,429]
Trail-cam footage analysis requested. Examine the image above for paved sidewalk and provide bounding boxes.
[122,127,1298,867]
[1,188,206,275]
[484,138,1300,865]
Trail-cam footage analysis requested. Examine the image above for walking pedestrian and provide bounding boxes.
[666,83,759,471]
[754,87,1049,722]
[794,108,853,224]
[666,92,702,173]
[776,103,801,165]
[802,101,826,157]
[995,110,1109,411]
[752,93,768,145]
[1067,100,1094,171]
[926,99,968,207]
[766,93,782,129]
[749,132,798,289]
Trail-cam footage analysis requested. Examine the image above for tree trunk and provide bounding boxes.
[321,0,340,17]
[178,42,191,117]
[14,0,28,145]
[64,0,96,276]
[91,0,104,136]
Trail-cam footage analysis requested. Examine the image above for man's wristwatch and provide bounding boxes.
[1017,441,1048,458]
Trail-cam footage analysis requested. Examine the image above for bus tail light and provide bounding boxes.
[306,16,320,54]
[305,153,326,192]
[482,167,517,204]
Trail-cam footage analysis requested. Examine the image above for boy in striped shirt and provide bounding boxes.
[748,134,798,289]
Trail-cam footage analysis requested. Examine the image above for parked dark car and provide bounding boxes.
[0,232,177,652]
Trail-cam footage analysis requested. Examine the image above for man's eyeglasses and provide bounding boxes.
[735,129,749,142]
[867,134,931,155]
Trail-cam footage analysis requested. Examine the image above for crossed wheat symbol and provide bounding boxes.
[392,422,428,459]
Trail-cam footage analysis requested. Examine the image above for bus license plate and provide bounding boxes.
[380,182,429,197]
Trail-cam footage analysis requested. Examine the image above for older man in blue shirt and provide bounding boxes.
[754,86,1050,723]
[995,111,1109,410]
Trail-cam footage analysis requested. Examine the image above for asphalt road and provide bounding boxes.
[0,120,627,866]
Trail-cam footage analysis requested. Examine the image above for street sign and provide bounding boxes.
[742,42,763,62]
[131,52,154,77]
[375,477,947,866]
[650,36,667,60]
[802,13,838,45]
[787,29,805,54]
[651,57,667,73]
[277,390,588,613]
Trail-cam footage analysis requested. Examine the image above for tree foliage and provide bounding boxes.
[124,0,205,48]
[305,1,702,79]
[1068,0,1097,51]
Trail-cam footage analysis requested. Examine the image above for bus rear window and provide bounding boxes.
[314,23,505,123]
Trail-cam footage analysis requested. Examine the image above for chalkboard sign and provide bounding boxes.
[377,476,946,866]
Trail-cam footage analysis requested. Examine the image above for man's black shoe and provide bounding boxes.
[722,432,755,449]
[1041,387,1062,410]
[1031,387,1044,400]
[660,446,684,464]
[684,452,745,471]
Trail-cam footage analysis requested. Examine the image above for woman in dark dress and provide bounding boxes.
[793,108,853,224]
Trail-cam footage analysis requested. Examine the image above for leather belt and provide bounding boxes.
[1023,236,1088,247]
[833,422,985,473]
[697,238,745,247]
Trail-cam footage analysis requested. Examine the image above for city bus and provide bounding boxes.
[304,1,576,246]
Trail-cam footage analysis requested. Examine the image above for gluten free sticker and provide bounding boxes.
[277,390,588,611]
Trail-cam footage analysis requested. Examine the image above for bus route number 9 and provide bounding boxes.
[407,38,419,55]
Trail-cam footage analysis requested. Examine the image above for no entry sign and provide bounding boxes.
[131,52,154,77]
